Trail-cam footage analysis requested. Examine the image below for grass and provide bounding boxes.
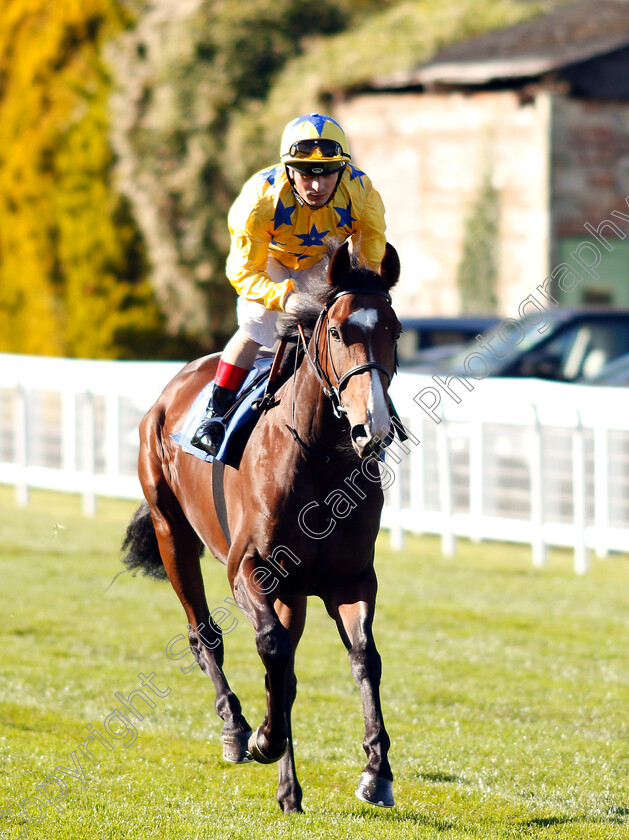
[1,485,629,839]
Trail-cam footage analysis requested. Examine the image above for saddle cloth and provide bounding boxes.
[170,356,273,468]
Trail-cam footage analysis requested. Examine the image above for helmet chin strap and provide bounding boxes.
[286,166,344,208]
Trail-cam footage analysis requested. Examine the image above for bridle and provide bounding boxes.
[296,287,396,420]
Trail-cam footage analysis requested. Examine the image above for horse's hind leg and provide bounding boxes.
[324,568,394,807]
[146,485,252,762]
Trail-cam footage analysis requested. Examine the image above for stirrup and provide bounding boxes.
[191,383,237,455]
[191,418,227,456]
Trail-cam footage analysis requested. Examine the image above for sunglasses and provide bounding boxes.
[288,160,346,175]
[288,139,344,159]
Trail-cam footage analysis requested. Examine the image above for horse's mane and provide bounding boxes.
[276,245,385,344]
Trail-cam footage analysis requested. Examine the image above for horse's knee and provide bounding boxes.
[348,636,381,684]
[255,623,292,670]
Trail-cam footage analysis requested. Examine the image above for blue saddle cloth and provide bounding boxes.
[170,356,273,468]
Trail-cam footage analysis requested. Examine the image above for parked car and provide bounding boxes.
[405,308,629,383]
[579,351,629,385]
[398,315,500,366]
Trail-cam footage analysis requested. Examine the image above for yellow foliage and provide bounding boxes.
[0,0,163,358]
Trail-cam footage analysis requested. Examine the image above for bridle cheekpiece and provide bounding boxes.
[297,287,395,419]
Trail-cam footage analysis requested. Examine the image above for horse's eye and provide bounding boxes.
[329,326,341,342]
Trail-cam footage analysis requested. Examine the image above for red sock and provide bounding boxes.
[214,359,249,391]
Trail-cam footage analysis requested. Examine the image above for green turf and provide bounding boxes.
[1,485,629,839]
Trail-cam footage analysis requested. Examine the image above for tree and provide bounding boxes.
[456,166,500,314]
[108,0,389,352]
[0,0,166,359]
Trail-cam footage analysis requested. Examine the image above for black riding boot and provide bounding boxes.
[191,384,237,456]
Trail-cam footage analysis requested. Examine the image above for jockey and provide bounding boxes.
[192,112,387,456]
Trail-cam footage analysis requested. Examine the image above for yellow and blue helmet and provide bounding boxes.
[280,113,351,175]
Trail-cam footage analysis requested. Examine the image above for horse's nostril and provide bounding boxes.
[351,424,369,444]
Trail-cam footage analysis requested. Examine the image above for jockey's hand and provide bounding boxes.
[283,291,299,316]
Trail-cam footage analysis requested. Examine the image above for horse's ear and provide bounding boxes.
[379,243,400,290]
[328,241,352,286]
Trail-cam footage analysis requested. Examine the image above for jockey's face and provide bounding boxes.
[290,169,340,207]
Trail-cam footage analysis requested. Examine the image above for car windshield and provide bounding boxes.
[447,313,566,371]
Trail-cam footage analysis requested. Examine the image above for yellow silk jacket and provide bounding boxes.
[225,163,387,311]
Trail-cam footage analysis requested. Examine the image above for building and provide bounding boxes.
[335,0,629,316]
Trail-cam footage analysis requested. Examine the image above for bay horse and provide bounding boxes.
[122,241,401,813]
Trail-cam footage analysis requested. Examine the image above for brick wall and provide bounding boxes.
[336,89,552,317]
[551,95,629,242]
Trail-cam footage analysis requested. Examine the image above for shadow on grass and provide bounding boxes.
[349,807,458,832]
[522,809,629,827]
[520,815,589,829]
[416,770,469,785]
[605,806,629,824]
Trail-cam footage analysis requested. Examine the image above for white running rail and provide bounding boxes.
[1,354,628,572]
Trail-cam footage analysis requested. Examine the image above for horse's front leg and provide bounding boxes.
[231,559,293,767]
[324,568,394,807]
[274,595,307,813]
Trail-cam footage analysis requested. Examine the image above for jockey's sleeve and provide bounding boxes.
[355,184,387,271]
[226,194,294,312]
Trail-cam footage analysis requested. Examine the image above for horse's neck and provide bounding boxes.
[286,345,341,454]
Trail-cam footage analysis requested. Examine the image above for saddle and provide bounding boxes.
[171,346,290,469]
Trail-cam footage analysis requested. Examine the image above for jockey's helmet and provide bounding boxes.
[280,114,351,175]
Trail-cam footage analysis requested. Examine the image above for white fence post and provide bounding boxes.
[468,416,483,544]
[437,415,456,557]
[387,456,404,551]
[81,390,97,517]
[61,390,75,474]
[572,411,589,575]
[410,416,424,534]
[105,392,120,478]
[14,384,29,507]
[529,405,547,568]
[593,423,609,559]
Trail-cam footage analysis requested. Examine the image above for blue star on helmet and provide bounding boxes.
[334,200,356,230]
[294,113,343,135]
[296,223,330,248]
[272,198,295,229]
[349,166,366,188]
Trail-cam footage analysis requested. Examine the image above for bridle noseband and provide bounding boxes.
[297,287,395,419]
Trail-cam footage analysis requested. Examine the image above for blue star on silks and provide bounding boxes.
[334,200,356,230]
[259,167,278,186]
[272,198,295,229]
[349,166,366,188]
[295,223,330,247]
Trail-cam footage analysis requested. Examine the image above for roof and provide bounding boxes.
[376,0,629,88]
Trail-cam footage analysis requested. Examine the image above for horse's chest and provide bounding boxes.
[257,485,382,593]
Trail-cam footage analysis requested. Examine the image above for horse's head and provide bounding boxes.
[315,241,401,459]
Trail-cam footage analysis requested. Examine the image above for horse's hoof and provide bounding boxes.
[222,730,253,763]
[247,726,287,764]
[355,772,394,807]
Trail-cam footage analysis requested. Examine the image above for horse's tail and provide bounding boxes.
[121,500,168,580]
